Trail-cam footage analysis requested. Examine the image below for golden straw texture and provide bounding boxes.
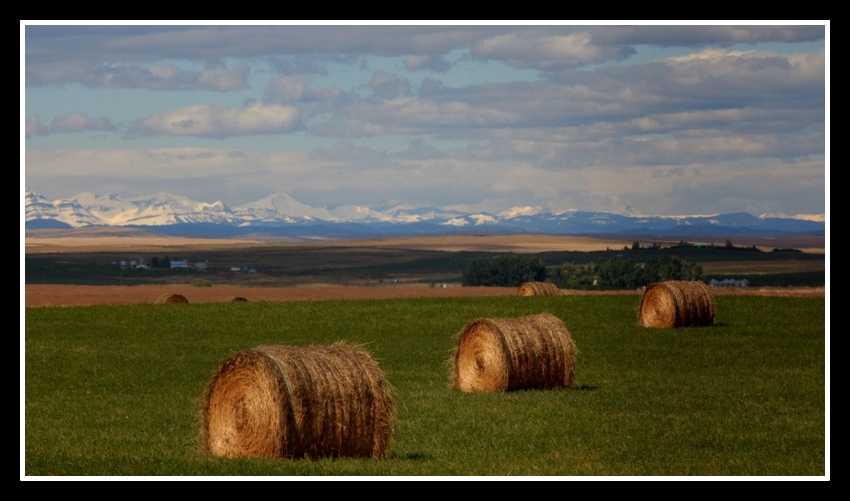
[639,280,715,328]
[154,293,188,304]
[451,313,577,392]
[517,282,563,296]
[202,343,395,459]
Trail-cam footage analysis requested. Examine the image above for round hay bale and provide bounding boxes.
[222,296,248,303]
[517,282,563,296]
[154,293,188,304]
[639,280,715,328]
[202,342,395,459]
[451,313,577,393]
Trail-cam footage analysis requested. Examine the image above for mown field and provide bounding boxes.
[24,294,826,476]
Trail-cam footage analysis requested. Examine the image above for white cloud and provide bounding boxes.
[473,32,606,70]
[369,71,410,99]
[262,76,349,112]
[23,26,826,217]
[26,25,825,69]
[313,98,519,137]
[263,76,312,103]
[662,48,825,89]
[404,55,452,73]
[25,141,825,216]
[27,61,249,91]
[129,102,301,138]
[25,112,115,136]
[25,115,48,137]
[51,112,115,133]
[194,63,250,91]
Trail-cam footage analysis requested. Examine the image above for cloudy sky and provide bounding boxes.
[23,23,828,217]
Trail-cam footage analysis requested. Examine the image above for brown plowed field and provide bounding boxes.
[24,283,825,307]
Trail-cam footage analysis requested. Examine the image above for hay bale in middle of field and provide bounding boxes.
[451,313,577,392]
[222,296,248,303]
[202,342,395,459]
[154,293,188,304]
[639,280,715,328]
[517,281,563,296]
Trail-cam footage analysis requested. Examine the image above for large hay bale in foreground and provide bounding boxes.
[451,313,577,393]
[517,282,563,296]
[154,293,188,304]
[202,343,395,459]
[639,280,715,328]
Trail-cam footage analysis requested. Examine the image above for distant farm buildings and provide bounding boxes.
[111,256,206,270]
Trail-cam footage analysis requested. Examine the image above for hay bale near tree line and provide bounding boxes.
[154,293,188,304]
[202,342,395,459]
[517,281,563,296]
[639,280,716,328]
[451,313,577,393]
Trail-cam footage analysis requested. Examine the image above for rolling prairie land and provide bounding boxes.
[24,230,826,305]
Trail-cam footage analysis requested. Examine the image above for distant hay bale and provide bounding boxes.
[451,313,577,393]
[202,342,395,459]
[154,293,188,304]
[222,296,248,303]
[639,280,715,328]
[517,282,563,296]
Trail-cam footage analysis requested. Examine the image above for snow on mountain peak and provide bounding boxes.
[469,214,497,225]
[760,212,825,222]
[238,193,334,221]
[24,188,826,235]
[442,217,468,226]
[498,206,543,218]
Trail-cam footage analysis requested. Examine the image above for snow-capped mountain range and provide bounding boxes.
[24,189,825,238]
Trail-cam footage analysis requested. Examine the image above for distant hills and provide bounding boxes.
[24,188,825,239]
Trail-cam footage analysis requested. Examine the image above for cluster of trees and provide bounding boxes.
[150,256,171,268]
[548,263,597,289]
[630,239,761,252]
[462,255,547,286]
[463,255,703,290]
[552,255,704,289]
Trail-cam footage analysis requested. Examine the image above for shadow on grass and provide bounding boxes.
[573,384,598,391]
[389,452,427,461]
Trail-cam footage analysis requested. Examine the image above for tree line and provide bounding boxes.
[462,254,703,290]
[150,256,172,268]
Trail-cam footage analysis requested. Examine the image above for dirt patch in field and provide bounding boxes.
[23,283,824,307]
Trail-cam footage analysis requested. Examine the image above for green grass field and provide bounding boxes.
[24,295,826,476]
